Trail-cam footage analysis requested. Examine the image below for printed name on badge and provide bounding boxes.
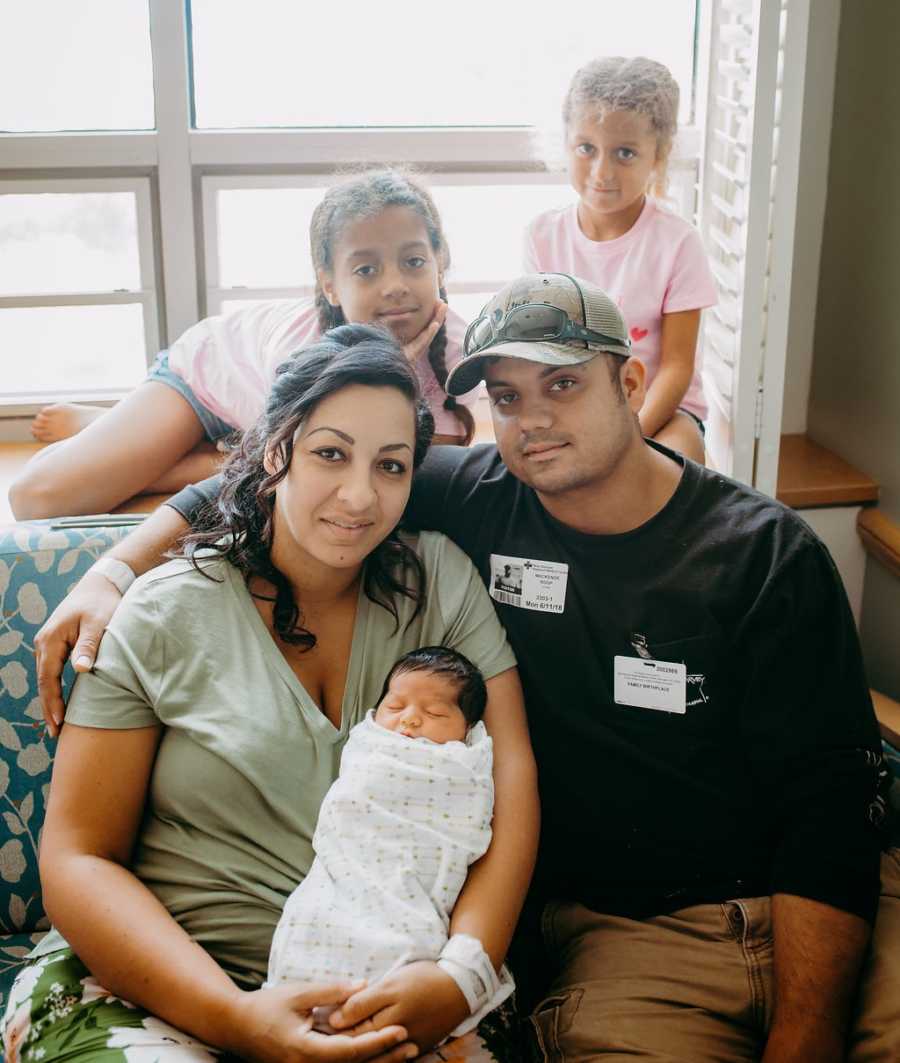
[489,553,568,614]
[614,655,686,714]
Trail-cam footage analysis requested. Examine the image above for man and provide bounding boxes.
[37,275,899,1061]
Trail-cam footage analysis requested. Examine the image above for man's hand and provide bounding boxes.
[35,569,124,738]
[761,1022,845,1063]
[328,961,470,1053]
[401,301,448,366]
[761,893,871,1063]
[223,982,417,1063]
[35,502,191,736]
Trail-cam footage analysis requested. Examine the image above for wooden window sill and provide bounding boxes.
[857,507,900,581]
[873,690,900,749]
[776,434,879,509]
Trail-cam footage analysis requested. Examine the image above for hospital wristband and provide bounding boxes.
[89,557,137,596]
[437,933,502,1017]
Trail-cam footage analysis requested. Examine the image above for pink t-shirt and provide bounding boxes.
[523,199,717,420]
[166,299,476,437]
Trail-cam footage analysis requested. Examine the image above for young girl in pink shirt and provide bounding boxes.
[16,170,477,518]
[524,57,716,462]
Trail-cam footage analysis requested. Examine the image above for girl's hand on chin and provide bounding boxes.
[402,300,448,365]
[328,961,470,1054]
[222,982,417,1063]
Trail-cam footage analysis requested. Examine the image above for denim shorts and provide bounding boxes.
[146,351,236,443]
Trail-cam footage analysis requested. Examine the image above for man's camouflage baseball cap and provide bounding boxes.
[446,272,631,397]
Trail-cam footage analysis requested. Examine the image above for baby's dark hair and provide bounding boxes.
[381,646,488,727]
[309,168,474,445]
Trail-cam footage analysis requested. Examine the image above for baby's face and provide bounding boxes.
[375,670,469,744]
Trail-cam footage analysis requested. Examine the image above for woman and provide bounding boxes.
[4,325,538,1062]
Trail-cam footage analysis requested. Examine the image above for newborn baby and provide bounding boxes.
[267,646,513,1036]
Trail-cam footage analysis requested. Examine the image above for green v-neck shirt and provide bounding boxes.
[38,531,515,987]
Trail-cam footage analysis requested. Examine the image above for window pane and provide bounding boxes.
[0,193,141,296]
[217,189,322,288]
[0,305,146,396]
[433,184,575,284]
[192,0,696,129]
[0,1,153,132]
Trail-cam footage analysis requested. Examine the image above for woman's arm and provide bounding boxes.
[449,666,539,965]
[637,308,701,439]
[42,723,414,1063]
[42,723,240,1041]
[330,667,539,1046]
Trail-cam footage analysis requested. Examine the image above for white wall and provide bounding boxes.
[779,0,842,435]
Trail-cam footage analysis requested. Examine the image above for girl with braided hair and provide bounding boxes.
[14,170,477,520]
[309,170,476,449]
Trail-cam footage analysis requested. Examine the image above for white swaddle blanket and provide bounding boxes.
[268,711,513,1033]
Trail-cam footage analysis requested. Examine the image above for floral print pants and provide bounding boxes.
[2,949,522,1062]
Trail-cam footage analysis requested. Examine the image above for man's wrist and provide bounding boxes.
[763,1018,845,1063]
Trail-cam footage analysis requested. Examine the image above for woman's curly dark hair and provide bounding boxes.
[183,324,435,649]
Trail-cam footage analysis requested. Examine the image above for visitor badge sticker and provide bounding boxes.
[489,553,568,613]
[614,656,687,714]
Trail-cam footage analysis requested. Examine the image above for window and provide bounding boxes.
[1,0,702,419]
[0,181,158,402]
[191,0,697,129]
[0,0,154,132]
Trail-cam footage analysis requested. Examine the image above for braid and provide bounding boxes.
[427,284,474,445]
[314,290,345,333]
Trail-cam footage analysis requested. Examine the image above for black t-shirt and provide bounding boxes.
[168,445,890,921]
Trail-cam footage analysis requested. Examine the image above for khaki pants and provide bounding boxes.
[528,848,900,1062]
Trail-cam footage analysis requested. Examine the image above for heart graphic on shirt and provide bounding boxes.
[630,326,649,342]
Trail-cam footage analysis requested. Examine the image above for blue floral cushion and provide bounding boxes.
[0,931,46,1002]
[0,520,132,1008]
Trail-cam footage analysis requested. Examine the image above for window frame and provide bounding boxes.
[0,175,159,411]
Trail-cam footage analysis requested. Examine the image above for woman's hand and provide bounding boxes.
[224,982,418,1063]
[328,962,470,1054]
[35,569,124,737]
[402,300,448,366]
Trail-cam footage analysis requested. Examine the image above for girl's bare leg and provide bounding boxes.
[653,411,706,465]
[31,403,108,443]
[10,382,207,519]
[142,443,225,494]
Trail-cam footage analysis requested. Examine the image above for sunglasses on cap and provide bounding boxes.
[463,302,630,359]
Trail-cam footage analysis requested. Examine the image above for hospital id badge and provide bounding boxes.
[614,656,687,714]
[489,553,568,613]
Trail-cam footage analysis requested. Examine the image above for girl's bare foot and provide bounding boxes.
[30,403,107,442]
